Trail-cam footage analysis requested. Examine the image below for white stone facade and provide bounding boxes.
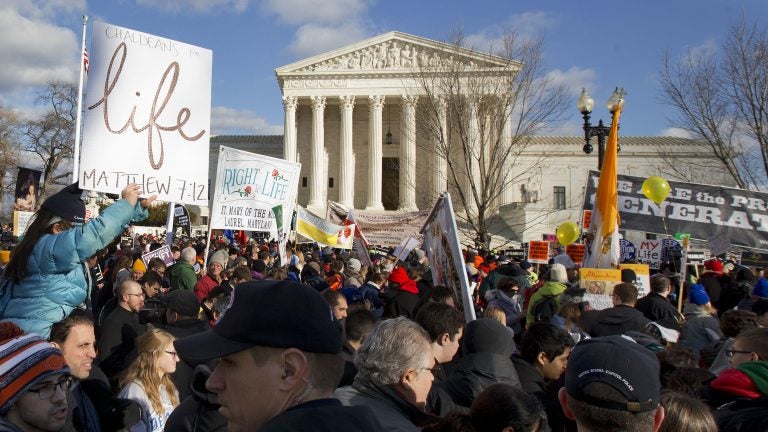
[271,31,733,247]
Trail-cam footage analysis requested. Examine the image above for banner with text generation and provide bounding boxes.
[583,171,768,250]
[80,22,212,206]
[326,201,429,248]
[209,147,301,235]
[421,193,476,323]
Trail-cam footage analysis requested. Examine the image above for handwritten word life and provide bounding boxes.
[87,42,205,170]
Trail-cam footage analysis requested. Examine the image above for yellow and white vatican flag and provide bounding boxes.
[296,206,355,249]
[584,104,623,269]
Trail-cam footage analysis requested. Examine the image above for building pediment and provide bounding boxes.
[275,31,518,79]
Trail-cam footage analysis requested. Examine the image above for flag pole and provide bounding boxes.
[72,15,88,184]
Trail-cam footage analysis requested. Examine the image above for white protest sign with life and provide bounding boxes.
[79,22,212,206]
[708,231,731,257]
[209,147,301,236]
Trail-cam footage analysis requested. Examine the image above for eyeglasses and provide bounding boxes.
[419,366,439,375]
[27,375,73,400]
[125,293,145,298]
[725,349,753,358]
[165,350,179,359]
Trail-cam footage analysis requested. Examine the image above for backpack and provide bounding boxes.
[531,294,558,323]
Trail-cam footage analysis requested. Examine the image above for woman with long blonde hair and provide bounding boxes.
[119,329,180,432]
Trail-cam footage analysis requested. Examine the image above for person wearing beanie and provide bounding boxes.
[193,248,228,303]
[343,257,364,289]
[698,259,731,313]
[132,258,147,281]
[526,263,569,327]
[0,183,155,338]
[0,323,71,432]
[680,284,723,356]
[382,266,421,320]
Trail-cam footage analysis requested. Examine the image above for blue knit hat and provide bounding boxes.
[754,278,768,298]
[689,284,710,305]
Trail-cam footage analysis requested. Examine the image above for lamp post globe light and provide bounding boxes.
[577,87,625,170]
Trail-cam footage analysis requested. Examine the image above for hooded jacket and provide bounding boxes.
[525,281,568,326]
[164,365,227,432]
[479,264,530,303]
[168,261,198,292]
[0,199,146,338]
[440,318,521,408]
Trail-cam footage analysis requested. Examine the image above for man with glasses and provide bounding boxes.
[710,327,768,430]
[0,324,71,432]
[98,280,147,384]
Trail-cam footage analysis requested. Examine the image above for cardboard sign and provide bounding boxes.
[141,244,175,267]
[583,210,592,230]
[527,240,550,264]
[79,22,212,205]
[566,243,586,265]
[619,263,651,297]
[579,268,622,310]
[708,231,731,257]
[12,211,33,237]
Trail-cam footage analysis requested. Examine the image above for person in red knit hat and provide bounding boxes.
[382,266,421,320]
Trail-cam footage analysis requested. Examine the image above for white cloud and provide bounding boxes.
[465,11,557,53]
[660,127,693,138]
[545,66,598,92]
[134,0,249,14]
[211,106,283,135]
[0,4,79,93]
[261,0,368,25]
[287,21,369,57]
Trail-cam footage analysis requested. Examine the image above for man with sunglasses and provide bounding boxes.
[0,324,71,432]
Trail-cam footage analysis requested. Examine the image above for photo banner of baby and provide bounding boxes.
[208,146,301,241]
[79,21,212,206]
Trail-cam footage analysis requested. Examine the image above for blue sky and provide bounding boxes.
[2,0,766,138]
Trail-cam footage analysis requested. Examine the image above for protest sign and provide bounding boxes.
[582,210,592,230]
[393,237,420,262]
[619,263,651,297]
[79,22,212,206]
[209,147,301,238]
[566,243,586,266]
[579,268,622,310]
[12,211,33,237]
[708,231,731,257]
[296,207,354,249]
[527,241,550,264]
[12,168,41,212]
[327,201,429,248]
[141,244,175,267]
[422,193,475,323]
[620,239,636,262]
[582,171,768,251]
[741,251,768,268]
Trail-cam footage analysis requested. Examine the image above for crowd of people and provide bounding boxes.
[0,182,766,431]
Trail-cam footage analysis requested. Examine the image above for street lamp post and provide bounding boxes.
[577,87,624,170]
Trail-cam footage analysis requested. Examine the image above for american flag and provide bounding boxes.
[83,47,89,73]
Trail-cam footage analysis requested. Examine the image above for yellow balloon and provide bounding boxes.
[556,221,581,246]
[642,176,671,204]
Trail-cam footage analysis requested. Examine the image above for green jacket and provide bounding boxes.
[168,261,197,291]
[525,281,568,327]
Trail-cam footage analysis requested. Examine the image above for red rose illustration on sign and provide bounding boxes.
[272,169,278,177]
[245,186,252,195]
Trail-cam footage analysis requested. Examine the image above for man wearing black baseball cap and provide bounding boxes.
[174,280,383,431]
[558,335,666,431]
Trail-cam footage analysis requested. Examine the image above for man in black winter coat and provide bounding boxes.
[581,283,650,337]
[635,275,683,329]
